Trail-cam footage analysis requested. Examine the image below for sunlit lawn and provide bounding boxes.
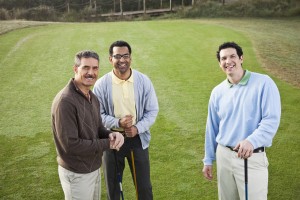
[0,18,299,199]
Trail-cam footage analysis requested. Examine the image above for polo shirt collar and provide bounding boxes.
[112,69,134,84]
[227,70,251,88]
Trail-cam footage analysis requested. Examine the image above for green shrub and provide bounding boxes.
[12,8,27,20]
[60,10,80,22]
[59,6,99,22]
[80,6,97,21]
[181,0,300,18]
[0,8,11,20]
[14,6,58,21]
[287,6,300,16]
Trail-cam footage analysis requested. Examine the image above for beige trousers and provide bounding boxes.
[58,165,101,200]
[216,145,269,200]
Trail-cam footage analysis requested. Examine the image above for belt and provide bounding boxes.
[226,146,265,153]
[110,128,126,137]
[110,128,139,139]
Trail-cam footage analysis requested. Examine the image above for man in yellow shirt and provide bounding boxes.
[93,40,159,200]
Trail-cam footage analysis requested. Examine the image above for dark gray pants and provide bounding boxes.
[102,135,153,200]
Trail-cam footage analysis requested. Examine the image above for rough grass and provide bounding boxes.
[0,20,54,35]
[198,18,300,88]
[0,19,299,200]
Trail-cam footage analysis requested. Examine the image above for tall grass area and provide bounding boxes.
[0,19,299,199]
[180,0,300,18]
[1,0,299,21]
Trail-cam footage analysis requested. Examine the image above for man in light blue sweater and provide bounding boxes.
[202,42,281,200]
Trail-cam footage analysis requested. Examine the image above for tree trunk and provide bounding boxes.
[120,0,123,16]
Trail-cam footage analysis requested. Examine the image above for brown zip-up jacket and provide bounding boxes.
[51,79,111,173]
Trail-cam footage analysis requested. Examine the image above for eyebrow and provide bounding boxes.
[80,65,98,68]
[221,53,236,58]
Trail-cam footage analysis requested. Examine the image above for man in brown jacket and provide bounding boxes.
[51,50,124,200]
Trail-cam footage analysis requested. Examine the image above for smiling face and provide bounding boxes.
[219,47,244,78]
[73,57,99,91]
[109,46,131,80]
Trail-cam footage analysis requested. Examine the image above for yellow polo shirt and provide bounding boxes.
[112,70,136,125]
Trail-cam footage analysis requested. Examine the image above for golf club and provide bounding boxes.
[244,158,248,200]
[114,150,124,200]
[131,149,138,200]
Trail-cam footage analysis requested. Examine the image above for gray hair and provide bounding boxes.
[74,50,99,67]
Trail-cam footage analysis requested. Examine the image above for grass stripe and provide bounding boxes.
[0,19,299,200]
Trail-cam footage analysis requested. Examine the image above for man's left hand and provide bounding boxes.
[124,126,138,137]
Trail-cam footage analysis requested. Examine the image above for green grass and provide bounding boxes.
[0,19,299,199]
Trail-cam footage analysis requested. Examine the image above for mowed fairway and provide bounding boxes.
[0,19,299,199]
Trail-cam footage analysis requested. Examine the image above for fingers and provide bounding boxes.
[124,126,138,138]
[202,165,213,181]
[109,133,115,141]
[119,115,133,128]
[237,148,253,159]
[109,132,124,151]
[235,140,254,159]
[124,115,133,128]
[233,143,240,152]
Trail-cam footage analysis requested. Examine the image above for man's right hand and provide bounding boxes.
[119,115,133,128]
[202,165,213,180]
[109,132,124,151]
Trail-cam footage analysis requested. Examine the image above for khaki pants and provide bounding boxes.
[216,145,269,200]
[58,165,101,200]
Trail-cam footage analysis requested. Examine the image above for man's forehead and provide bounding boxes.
[220,48,237,55]
[113,46,129,52]
[79,57,98,65]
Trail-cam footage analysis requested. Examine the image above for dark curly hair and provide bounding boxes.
[216,42,243,62]
[109,40,132,56]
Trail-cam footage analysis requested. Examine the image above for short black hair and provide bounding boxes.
[74,50,99,67]
[216,42,243,62]
[109,40,132,56]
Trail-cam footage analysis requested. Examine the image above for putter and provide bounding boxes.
[114,150,124,200]
[131,149,138,200]
[244,158,248,200]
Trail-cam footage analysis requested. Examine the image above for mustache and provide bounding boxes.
[84,74,96,78]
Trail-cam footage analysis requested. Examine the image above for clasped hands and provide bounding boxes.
[119,115,138,138]
[108,115,138,151]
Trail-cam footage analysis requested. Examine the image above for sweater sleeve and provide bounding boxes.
[203,92,219,165]
[246,76,281,148]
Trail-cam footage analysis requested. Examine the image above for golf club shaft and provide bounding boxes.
[244,158,248,200]
[114,150,124,200]
[131,149,138,200]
